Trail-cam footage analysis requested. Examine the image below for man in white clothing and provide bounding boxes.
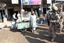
[30,11,37,33]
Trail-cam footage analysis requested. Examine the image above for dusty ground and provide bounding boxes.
[0,22,64,43]
[22,25,64,43]
[0,30,28,43]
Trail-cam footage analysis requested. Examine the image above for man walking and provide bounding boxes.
[59,11,63,33]
[49,10,60,41]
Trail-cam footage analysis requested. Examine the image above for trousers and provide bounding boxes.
[49,23,56,38]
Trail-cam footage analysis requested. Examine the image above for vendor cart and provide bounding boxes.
[16,12,31,31]
[11,11,38,32]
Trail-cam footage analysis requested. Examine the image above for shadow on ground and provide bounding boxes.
[9,26,64,43]
[21,27,64,43]
[20,27,50,43]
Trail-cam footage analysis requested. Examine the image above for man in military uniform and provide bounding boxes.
[49,9,60,41]
[59,11,63,33]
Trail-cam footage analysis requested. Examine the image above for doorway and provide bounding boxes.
[8,9,14,21]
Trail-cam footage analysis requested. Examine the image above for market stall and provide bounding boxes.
[16,11,31,30]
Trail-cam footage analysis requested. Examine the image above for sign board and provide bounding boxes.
[21,0,41,5]
[11,0,19,4]
[47,0,52,4]
[55,0,64,1]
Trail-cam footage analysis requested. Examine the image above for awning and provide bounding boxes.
[0,0,11,4]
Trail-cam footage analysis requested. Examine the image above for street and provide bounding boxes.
[0,0,64,43]
[0,23,64,43]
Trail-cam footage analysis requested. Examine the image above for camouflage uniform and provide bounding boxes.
[49,12,60,41]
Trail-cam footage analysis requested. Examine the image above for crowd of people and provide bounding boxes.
[10,5,64,42]
[12,9,37,33]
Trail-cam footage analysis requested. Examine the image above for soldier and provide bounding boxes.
[59,11,63,33]
[49,9,60,41]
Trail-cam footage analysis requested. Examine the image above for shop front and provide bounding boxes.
[21,0,42,17]
[0,0,21,21]
[14,0,42,30]
[6,4,20,20]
